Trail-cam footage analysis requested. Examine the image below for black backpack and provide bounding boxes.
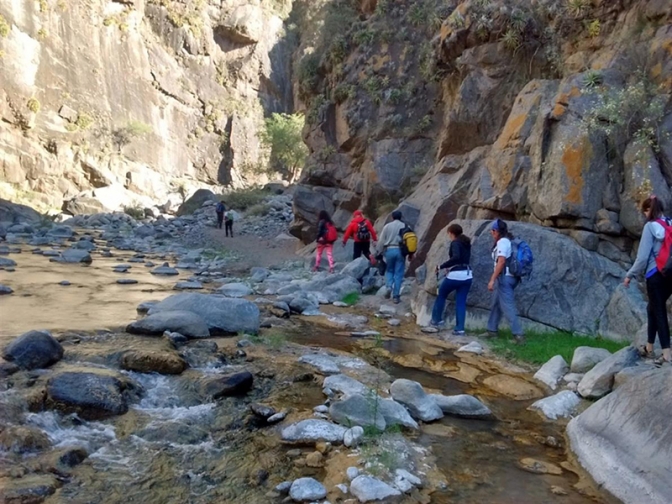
[356,220,371,241]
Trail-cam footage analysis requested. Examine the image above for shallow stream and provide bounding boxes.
[0,243,618,503]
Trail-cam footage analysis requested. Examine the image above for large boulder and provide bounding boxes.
[288,477,327,502]
[377,398,419,429]
[217,282,253,298]
[281,419,347,443]
[120,350,187,375]
[350,475,401,502]
[50,249,92,264]
[529,390,582,420]
[429,394,492,418]
[390,379,443,422]
[177,189,217,216]
[0,198,41,224]
[568,368,672,504]
[148,293,260,335]
[329,394,386,431]
[126,311,210,338]
[323,374,371,397]
[416,220,646,339]
[201,371,254,398]
[571,347,612,373]
[217,5,264,44]
[2,330,64,370]
[341,257,372,281]
[577,346,639,399]
[533,355,569,391]
[47,372,136,419]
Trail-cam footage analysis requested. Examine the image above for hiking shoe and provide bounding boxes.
[393,296,401,304]
[512,335,526,345]
[452,330,466,336]
[484,331,498,339]
[328,267,335,274]
[430,320,445,328]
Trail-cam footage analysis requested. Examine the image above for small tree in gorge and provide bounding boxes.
[260,113,308,183]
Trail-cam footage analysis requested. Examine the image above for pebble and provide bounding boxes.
[116,279,138,285]
[387,318,401,327]
[313,405,329,414]
[59,281,71,286]
[267,411,287,424]
[0,284,13,295]
[346,467,359,481]
[332,301,348,307]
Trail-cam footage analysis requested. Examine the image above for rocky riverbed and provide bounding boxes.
[0,198,658,504]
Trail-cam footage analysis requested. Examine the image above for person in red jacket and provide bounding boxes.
[342,210,378,261]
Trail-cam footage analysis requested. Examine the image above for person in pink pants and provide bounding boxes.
[314,210,337,273]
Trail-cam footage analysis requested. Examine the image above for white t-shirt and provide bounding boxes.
[492,237,513,276]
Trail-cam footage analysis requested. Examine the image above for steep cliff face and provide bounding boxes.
[292,0,672,262]
[0,0,296,213]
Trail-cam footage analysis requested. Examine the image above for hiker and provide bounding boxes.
[377,210,408,304]
[314,210,337,273]
[430,224,473,335]
[215,200,226,230]
[224,209,234,237]
[342,210,378,261]
[487,219,525,344]
[624,195,672,366]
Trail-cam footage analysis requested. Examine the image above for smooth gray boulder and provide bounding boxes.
[0,257,17,268]
[201,371,253,398]
[577,346,639,399]
[151,263,179,275]
[350,475,401,502]
[377,398,419,429]
[2,330,64,370]
[429,394,492,418]
[174,281,203,290]
[329,394,386,431]
[148,293,260,334]
[394,469,422,493]
[281,420,346,443]
[126,311,210,338]
[341,257,370,281]
[343,425,365,447]
[217,282,253,298]
[529,390,581,420]
[289,477,327,502]
[299,354,340,375]
[50,249,92,264]
[322,374,370,397]
[0,284,13,295]
[47,372,133,420]
[390,379,443,422]
[116,278,138,285]
[250,267,270,283]
[534,355,569,390]
[456,341,483,355]
[571,346,612,373]
[568,368,672,504]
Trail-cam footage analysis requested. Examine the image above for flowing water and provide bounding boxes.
[0,243,618,503]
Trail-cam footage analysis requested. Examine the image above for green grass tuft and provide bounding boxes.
[485,329,628,365]
[341,292,361,306]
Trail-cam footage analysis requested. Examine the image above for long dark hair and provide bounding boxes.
[318,210,332,224]
[448,223,471,245]
[642,196,664,221]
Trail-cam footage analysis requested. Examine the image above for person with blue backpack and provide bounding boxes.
[623,195,672,366]
[486,219,528,345]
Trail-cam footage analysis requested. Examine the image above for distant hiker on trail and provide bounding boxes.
[342,210,378,261]
[224,209,235,238]
[624,195,672,366]
[215,200,226,230]
[430,224,473,335]
[486,219,525,344]
[314,210,337,274]
[377,210,411,304]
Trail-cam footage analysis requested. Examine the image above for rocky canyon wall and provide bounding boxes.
[291,0,672,339]
[0,0,296,214]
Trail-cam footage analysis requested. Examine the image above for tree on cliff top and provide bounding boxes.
[260,113,308,183]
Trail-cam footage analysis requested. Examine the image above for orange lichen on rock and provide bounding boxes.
[494,114,527,150]
[551,103,567,120]
[562,141,588,205]
[372,53,390,71]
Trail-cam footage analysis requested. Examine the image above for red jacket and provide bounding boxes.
[343,216,377,244]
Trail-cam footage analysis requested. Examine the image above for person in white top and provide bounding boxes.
[486,219,524,344]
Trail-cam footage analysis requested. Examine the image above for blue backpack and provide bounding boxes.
[508,238,533,279]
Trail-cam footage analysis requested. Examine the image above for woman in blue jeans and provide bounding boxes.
[431,224,473,335]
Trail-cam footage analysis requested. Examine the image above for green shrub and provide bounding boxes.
[75,113,93,130]
[246,202,271,217]
[225,187,271,211]
[587,19,600,38]
[298,53,320,98]
[341,292,360,306]
[123,204,145,220]
[501,28,521,51]
[0,15,10,37]
[260,113,307,183]
[583,69,602,88]
[567,0,588,17]
[333,83,355,104]
[26,98,40,113]
[353,28,375,46]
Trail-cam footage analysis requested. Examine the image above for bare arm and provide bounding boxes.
[488,256,506,291]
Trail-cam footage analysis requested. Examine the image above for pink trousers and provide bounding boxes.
[315,243,334,270]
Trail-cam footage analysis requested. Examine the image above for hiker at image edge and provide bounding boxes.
[313,210,338,274]
[623,195,672,367]
[342,210,378,261]
[215,200,226,230]
[486,219,529,345]
[376,210,417,305]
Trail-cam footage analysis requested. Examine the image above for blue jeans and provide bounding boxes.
[487,275,523,336]
[431,277,472,331]
[384,248,405,298]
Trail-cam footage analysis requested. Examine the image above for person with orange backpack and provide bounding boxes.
[314,210,338,273]
[624,195,672,366]
[342,210,378,261]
